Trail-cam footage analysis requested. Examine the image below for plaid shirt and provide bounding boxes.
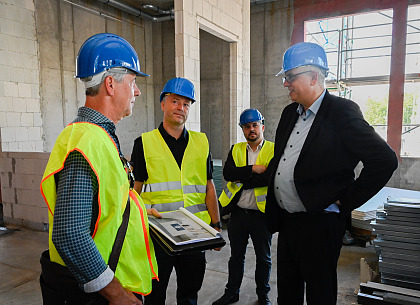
[52,107,123,292]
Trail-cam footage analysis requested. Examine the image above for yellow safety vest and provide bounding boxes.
[140,129,210,224]
[40,122,158,295]
[219,141,274,213]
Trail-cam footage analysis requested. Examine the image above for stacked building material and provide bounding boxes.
[352,201,381,231]
[372,197,420,291]
[358,281,420,304]
[352,187,420,233]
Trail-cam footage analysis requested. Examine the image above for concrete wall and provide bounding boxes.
[250,1,294,142]
[0,0,419,230]
[388,158,420,191]
[174,0,251,144]
[200,30,230,160]
[0,151,49,230]
[0,0,161,228]
[34,0,155,156]
[0,0,252,228]
[0,0,157,156]
[150,20,176,130]
[0,0,43,152]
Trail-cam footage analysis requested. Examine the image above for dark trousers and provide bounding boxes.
[276,210,346,305]
[39,250,143,305]
[226,207,272,297]
[144,242,206,305]
[39,250,108,305]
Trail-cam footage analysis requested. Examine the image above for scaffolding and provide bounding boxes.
[306,13,420,99]
[305,9,420,156]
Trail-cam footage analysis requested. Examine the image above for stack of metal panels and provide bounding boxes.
[352,203,380,231]
[372,197,420,290]
[352,187,420,232]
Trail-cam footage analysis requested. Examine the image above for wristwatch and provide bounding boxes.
[210,221,222,230]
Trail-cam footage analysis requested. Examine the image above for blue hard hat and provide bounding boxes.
[160,77,196,103]
[75,33,149,78]
[276,42,329,75]
[239,109,264,126]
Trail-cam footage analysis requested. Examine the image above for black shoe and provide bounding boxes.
[258,295,271,305]
[212,292,239,305]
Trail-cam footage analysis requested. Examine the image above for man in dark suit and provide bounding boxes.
[265,42,398,305]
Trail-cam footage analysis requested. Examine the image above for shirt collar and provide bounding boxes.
[76,107,116,133]
[246,139,264,152]
[296,89,326,118]
[158,122,188,141]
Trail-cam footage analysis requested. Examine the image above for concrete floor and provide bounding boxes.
[0,226,377,305]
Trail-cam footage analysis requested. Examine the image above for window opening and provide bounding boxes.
[306,7,420,156]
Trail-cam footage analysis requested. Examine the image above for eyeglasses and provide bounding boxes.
[282,71,312,84]
[121,156,135,189]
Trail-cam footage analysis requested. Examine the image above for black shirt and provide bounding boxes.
[131,123,213,182]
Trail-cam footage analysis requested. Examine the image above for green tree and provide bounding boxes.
[403,91,418,125]
[364,90,419,126]
[364,97,388,125]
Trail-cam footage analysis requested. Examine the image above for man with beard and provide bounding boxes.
[213,109,274,305]
[130,77,221,305]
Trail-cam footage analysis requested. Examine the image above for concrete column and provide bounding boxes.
[174,0,201,131]
[387,1,408,159]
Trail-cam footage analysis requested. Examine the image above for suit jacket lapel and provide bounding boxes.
[274,104,299,164]
[299,91,330,159]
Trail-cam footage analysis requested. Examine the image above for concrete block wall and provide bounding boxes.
[0,0,254,229]
[173,0,251,144]
[0,151,49,230]
[0,0,43,152]
[0,0,158,228]
[34,0,156,155]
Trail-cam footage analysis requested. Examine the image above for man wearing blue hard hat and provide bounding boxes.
[39,33,158,305]
[214,108,274,305]
[265,42,398,304]
[131,77,221,305]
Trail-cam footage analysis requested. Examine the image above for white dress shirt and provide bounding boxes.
[237,140,264,210]
[273,90,339,213]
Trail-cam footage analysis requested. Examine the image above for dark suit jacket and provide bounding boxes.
[265,90,398,233]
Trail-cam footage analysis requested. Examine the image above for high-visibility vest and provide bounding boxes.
[141,129,210,224]
[219,141,274,213]
[40,122,158,295]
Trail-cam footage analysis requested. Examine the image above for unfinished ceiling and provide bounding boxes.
[101,0,278,15]
[111,0,174,11]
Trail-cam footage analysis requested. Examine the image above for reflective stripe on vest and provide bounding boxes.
[145,202,208,214]
[219,141,274,213]
[256,194,267,203]
[143,181,181,193]
[142,182,207,195]
[141,129,210,224]
[222,182,242,200]
[40,122,158,294]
